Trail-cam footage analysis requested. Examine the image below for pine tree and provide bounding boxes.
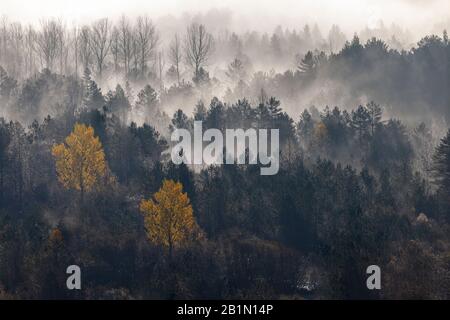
[298,109,315,141]
[104,84,131,123]
[366,101,382,135]
[0,120,10,204]
[80,68,104,113]
[170,109,192,132]
[351,105,371,144]
[432,129,450,192]
[226,58,247,82]
[193,100,207,121]
[135,84,159,119]
[297,51,316,74]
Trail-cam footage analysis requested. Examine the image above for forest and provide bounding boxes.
[0,13,449,299]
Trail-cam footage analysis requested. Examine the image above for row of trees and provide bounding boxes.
[0,20,449,298]
[1,91,450,298]
[1,30,448,131]
[224,31,449,122]
[0,15,417,86]
[0,16,214,84]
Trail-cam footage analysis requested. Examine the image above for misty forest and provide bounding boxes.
[0,11,449,299]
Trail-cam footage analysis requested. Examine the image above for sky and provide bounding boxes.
[0,0,448,35]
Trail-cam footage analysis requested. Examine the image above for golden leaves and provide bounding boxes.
[314,121,328,141]
[49,227,63,244]
[140,179,197,249]
[52,123,106,193]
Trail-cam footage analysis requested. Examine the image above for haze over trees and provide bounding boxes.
[0,11,449,299]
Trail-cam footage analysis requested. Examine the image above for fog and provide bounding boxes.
[2,0,449,39]
[0,0,448,128]
[1,0,450,301]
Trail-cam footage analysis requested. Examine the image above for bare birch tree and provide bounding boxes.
[184,23,214,80]
[89,18,111,79]
[78,26,92,71]
[110,27,120,74]
[35,19,63,71]
[157,50,165,90]
[118,15,133,78]
[169,34,182,84]
[24,26,36,77]
[135,16,158,77]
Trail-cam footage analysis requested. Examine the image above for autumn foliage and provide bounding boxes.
[140,179,197,253]
[52,123,106,198]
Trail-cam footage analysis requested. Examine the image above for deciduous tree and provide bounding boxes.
[184,23,214,81]
[140,179,197,257]
[52,123,106,200]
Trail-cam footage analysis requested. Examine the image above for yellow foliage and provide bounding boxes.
[49,227,63,243]
[314,121,328,141]
[140,179,196,250]
[52,123,106,194]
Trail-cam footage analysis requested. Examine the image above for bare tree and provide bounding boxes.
[169,34,182,84]
[134,16,158,77]
[118,15,133,78]
[24,26,36,77]
[78,26,92,71]
[89,18,111,79]
[184,23,214,80]
[0,17,10,67]
[35,19,63,71]
[157,50,165,90]
[9,22,24,78]
[110,27,120,74]
[56,22,68,75]
[131,34,139,75]
[72,26,79,77]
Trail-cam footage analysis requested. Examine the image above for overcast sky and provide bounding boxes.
[1,0,448,35]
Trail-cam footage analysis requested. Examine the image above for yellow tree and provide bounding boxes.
[140,179,196,257]
[52,123,106,200]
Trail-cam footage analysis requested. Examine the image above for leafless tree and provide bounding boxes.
[134,16,158,77]
[168,34,182,84]
[9,22,24,78]
[131,34,139,75]
[72,26,79,77]
[78,26,92,71]
[35,19,63,71]
[0,17,9,67]
[157,50,165,90]
[118,15,133,78]
[24,26,36,77]
[89,18,111,79]
[184,23,214,79]
[56,22,68,75]
[110,27,120,74]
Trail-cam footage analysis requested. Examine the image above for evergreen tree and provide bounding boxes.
[104,84,131,123]
[432,129,450,193]
[80,68,104,113]
[193,100,207,121]
[0,120,10,205]
[135,84,159,119]
[366,101,383,136]
[170,109,192,132]
[351,105,371,144]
